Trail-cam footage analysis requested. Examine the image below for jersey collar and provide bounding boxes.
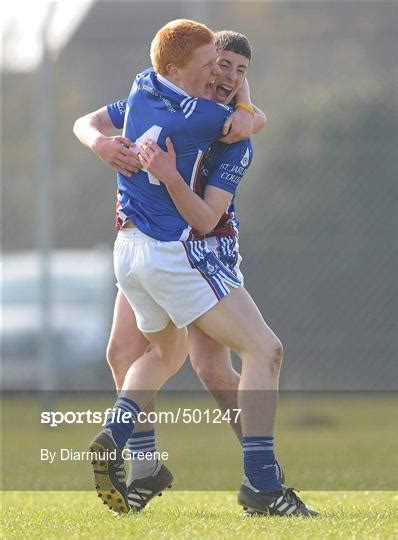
[156,73,191,98]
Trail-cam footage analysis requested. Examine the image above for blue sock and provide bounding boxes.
[103,397,141,450]
[127,429,157,456]
[242,435,282,492]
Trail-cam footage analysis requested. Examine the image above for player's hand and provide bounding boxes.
[220,108,254,144]
[138,138,179,185]
[93,135,142,177]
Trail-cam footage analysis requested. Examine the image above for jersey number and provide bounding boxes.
[135,125,162,185]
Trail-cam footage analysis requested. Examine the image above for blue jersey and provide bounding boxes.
[107,83,253,240]
[192,140,253,239]
[113,68,234,241]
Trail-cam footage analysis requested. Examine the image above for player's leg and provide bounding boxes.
[111,234,311,514]
[90,321,187,513]
[94,229,189,513]
[103,228,188,447]
[194,286,282,433]
[188,324,241,439]
[136,239,282,492]
[193,292,281,481]
[193,286,317,516]
[91,229,188,513]
[99,321,187,476]
[107,291,155,468]
[188,323,286,483]
[106,289,149,390]
[120,321,186,510]
[121,322,188,393]
[106,290,171,505]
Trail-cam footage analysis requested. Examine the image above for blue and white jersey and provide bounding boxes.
[107,96,253,240]
[110,68,233,241]
[191,140,253,240]
[108,99,127,129]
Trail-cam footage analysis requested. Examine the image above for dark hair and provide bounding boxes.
[214,30,252,61]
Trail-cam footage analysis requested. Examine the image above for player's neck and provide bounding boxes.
[157,73,192,98]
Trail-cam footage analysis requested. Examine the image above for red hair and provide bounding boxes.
[150,19,215,75]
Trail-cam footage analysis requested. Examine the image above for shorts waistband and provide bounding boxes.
[117,227,155,241]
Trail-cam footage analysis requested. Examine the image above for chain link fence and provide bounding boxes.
[3,2,397,391]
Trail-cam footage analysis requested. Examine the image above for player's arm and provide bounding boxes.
[73,106,141,176]
[220,79,267,142]
[138,138,232,235]
[252,104,268,133]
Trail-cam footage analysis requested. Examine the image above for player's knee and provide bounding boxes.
[106,340,122,369]
[274,337,284,364]
[156,329,188,374]
[241,335,283,374]
[266,337,284,373]
[106,339,134,371]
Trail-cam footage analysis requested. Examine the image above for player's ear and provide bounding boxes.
[165,63,178,77]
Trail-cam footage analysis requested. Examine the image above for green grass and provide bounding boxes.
[2,394,398,537]
[2,490,398,539]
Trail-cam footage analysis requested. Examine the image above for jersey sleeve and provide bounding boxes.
[187,99,233,145]
[107,99,128,129]
[206,141,253,195]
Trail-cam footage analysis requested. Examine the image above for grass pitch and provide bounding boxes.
[2,490,397,539]
[2,393,397,537]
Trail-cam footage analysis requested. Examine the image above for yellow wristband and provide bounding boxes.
[235,102,255,116]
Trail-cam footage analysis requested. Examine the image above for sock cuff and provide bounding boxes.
[127,429,156,452]
[129,429,155,439]
[114,397,141,420]
[242,436,274,443]
[242,436,274,451]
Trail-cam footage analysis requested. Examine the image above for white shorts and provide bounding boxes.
[114,228,243,333]
[205,235,244,288]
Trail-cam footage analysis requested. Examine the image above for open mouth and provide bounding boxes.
[215,84,233,101]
